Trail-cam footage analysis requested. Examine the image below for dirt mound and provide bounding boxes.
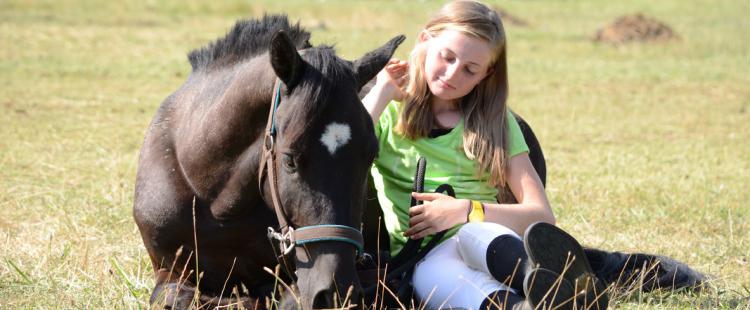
[493,7,530,27]
[594,14,679,44]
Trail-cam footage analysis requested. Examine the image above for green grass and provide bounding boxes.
[1,0,748,308]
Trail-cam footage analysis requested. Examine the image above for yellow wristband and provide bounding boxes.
[468,200,485,223]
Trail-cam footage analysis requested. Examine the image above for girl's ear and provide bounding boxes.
[418,30,432,43]
[484,66,495,80]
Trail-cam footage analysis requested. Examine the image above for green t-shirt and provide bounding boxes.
[371,101,530,256]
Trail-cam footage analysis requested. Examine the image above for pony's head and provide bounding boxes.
[262,31,404,309]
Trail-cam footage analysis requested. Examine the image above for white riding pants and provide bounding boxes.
[412,222,521,310]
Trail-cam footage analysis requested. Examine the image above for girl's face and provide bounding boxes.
[422,29,493,102]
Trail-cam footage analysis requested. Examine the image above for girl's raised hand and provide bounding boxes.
[404,192,470,240]
[375,58,408,101]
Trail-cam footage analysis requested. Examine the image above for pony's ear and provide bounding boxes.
[352,34,406,91]
[270,30,305,92]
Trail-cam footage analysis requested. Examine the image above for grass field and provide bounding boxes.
[1,0,748,309]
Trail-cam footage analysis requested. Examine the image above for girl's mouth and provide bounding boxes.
[438,79,455,89]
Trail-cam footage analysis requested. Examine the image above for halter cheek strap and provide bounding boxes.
[259,80,364,259]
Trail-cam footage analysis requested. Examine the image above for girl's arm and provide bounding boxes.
[361,58,408,122]
[481,152,555,235]
[405,153,554,239]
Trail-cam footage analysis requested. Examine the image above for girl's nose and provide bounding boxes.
[444,63,459,81]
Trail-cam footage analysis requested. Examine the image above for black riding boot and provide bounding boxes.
[486,234,529,293]
[479,290,524,310]
[480,268,574,310]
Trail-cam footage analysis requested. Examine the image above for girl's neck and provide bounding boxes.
[430,97,459,114]
[430,97,461,129]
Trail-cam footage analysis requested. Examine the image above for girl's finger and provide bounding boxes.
[404,222,429,237]
[411,192,445,201]
[408,204,425,216]
[411,227,433,240]
[388,65,405,73]
[408,213,425,227]
[386,64,406,73]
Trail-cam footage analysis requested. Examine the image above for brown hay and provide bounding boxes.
[594,13,679,44]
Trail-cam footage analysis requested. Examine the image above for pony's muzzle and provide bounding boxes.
[294,243,362,309]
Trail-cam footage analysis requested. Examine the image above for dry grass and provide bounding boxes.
[1,0,748,309]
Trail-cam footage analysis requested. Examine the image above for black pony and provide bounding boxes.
[133,15,404,309]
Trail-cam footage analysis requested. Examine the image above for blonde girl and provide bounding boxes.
[363,1,607,309]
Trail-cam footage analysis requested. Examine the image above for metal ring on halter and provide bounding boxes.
[263,133,274,151]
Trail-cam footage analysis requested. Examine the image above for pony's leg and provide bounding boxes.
[149,269,196,309]
[134,137,275,309]
[134,130,205,308]
[151,268,268,309]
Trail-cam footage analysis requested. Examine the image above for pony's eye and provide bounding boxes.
[282,153,297,173]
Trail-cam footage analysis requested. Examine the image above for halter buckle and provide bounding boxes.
[267,226,295,255]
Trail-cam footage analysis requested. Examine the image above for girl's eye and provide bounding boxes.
[464,67,476,76]
[440,52,455,63]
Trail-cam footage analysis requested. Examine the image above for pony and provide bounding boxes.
[133,15,404,309]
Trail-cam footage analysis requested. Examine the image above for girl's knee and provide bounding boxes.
[457,223,521,270]
[458,222,520,242]
[414,259,512,309]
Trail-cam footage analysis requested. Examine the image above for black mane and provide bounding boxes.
[188,14,312,71]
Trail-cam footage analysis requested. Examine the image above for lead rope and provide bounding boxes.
[363,157,455,303]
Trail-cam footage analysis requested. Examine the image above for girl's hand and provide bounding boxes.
[374,58,408,102]
[404,192,470,240]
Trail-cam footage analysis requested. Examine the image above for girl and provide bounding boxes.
[362,1,607,309]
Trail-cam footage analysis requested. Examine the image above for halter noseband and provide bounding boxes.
[259,80,364,258]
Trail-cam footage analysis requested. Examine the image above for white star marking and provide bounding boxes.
[320,122,351,155]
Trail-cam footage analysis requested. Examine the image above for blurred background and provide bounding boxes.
[1,0,748,308]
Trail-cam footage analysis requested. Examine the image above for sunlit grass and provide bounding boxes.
[1,0,748,308]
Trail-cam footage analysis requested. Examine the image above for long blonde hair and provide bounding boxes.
[398,0,511,187]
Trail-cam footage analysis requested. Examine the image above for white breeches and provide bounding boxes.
[412,222,522,310]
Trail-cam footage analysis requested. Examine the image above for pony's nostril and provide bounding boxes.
[312,289,334,309]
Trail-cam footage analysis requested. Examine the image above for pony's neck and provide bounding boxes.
[172,55,278,202]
